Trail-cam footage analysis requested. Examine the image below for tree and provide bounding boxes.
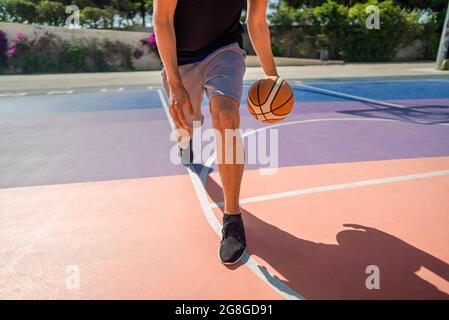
[0,0,155,28]
[0,0,37,23]
[81,6,105,28]
[36,0,65,25]
[282,0,448,10]
[130,0,153,27]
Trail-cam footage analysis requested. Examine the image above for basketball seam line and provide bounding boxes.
[252,92,293,117]
[258,77,279,106]
[271,94,294,115]
[257,80,269,122]
[258,78,284,117]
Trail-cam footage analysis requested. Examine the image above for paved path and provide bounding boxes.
[0,62,445,94]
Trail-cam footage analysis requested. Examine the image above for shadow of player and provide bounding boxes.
[339,104,449,125]
[202,170,449,299]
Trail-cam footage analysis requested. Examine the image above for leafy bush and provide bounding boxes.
[268,0,443,62]
[313,0,348,58]
[102,39,134,71]
[306,0,421,62]
[59,40,88,72]
[270,37,282,57]
[84,39,109,72]
[419,9,442,60]
[343,0,421,62]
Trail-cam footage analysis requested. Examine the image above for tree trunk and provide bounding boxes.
[141,1,146,27]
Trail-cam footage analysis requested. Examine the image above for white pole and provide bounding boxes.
[435,1,449,70]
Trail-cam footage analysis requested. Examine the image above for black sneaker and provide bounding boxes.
[219,214,247,265]
[179,138,194,166]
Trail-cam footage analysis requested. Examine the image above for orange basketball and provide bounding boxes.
[247,77,295,123]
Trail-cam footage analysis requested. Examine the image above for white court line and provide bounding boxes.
[206,116,448,208]
[157,89,304,300]
[0,92,28,97]
[199,117,395,186]
[210,169,449,208]
[198,115,447,207]
[242,117,394,138]
[100,88,125,92]
[47,90,74,95]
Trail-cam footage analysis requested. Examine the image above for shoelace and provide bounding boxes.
[222,221,244,244]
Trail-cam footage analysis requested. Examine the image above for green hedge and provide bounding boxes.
[269,0,442,62]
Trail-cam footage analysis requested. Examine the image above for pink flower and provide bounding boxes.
[149,33,157,47]
[6,44,17,57]
[15,32,28,42]
[138,33,159,58]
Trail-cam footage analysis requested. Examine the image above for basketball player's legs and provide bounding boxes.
[204,44,247,264]
[165,43,248,264]
[205,44,246,215]
[210,96,244,214]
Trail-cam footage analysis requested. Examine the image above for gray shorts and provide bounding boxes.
[162,42,247,125]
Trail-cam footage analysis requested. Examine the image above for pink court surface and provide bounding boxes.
[1,77,449,299]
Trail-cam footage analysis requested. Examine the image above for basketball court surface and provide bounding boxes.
[1,73,449,299]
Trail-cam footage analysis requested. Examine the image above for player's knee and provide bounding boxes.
[211,97,239,129]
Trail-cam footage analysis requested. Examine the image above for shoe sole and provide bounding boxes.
[218,247,246,266]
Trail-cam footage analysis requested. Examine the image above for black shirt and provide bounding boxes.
[174,0,244,65]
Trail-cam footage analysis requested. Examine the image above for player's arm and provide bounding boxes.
[153,0,193,130]
[246,0,278,77]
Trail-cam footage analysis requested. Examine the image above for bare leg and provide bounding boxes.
[210,96,244,214]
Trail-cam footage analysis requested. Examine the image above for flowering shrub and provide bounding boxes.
[138,32,159,58]
[3,31,137,73]
[8,31,63,73]
[101,39,134,71]
[6,32,28,57]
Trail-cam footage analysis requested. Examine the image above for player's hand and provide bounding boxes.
[168,84,194,130]
[263,74,279,81]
